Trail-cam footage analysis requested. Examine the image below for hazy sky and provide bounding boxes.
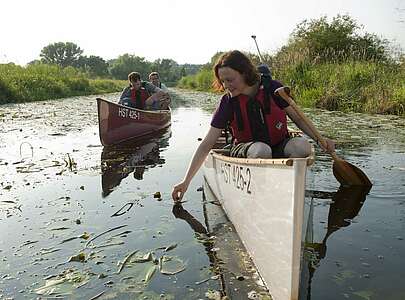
[1,0,404,65]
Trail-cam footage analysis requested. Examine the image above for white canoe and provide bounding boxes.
[203,141,314,300]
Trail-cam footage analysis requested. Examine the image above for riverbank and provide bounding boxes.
[0,63,125,104]
[177,60,405,116]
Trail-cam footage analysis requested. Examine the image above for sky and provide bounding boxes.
[1,0,404,66]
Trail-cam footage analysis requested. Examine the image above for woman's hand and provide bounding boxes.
[172,181,189,202]
[319,138,335,153]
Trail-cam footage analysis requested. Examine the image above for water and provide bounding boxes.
[0,90,404,299]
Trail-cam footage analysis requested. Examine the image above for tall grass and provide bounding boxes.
[0,63,125,104]
[273,49,405,115]
[176,49,405,116]
[177,68,213,91]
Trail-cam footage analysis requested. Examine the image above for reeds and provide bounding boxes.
[0,63,124,104]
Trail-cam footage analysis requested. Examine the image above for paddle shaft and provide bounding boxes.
[275,87,339,161]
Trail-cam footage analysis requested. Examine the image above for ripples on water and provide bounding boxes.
[0,89,404,299]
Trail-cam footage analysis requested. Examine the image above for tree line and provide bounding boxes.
[30,42,202,84]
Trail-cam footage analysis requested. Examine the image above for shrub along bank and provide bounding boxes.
[0,63,125,104]
[177,15,405,116]
[177,58,405,116]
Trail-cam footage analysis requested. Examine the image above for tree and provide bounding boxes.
[287,15,390,62]
[76,55,108,77]
[40,42,83,67]
[109,54,151,80]
[151,58,179,82]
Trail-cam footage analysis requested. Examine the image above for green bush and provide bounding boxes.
[0,63,124,103]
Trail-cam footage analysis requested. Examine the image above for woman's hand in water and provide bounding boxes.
[172,181,189,202]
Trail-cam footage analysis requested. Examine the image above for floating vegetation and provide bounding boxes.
[60,232,90,244]
[34,269,91,296]
[64,153,77,171]
[144,265,157,284]
[92,241,125,249]
[352,290,374,300]
[205,289,222,300]
[39,247,61,255]
[19,142,34,159]
[332,270,356,284]
[15,162,44,173]
[68,252,86,263]
[132,251,153,263]
[164,243,177,252]
[89,290,106,300]
[159,255,187,275]
[117,250,139,274]
[85,224,128,248]
[111,202,134,217]
[20,240,39,247]
[50,226,70,231]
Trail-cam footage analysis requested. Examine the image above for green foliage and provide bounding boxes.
[279,61,405,115]
[40,42,83,67]
[286,15,390,63]
[109,54,151,80]
[177,69,214,91]
[76,55,109,77]
[0,63,123,104]
[33,42,201,84]
[180,15,404,116]
[151,58,180,82]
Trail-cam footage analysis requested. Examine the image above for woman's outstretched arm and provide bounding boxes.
[172,126,223,201]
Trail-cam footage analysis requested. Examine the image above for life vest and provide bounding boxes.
[229,85,288,146]
[130,87,150,109]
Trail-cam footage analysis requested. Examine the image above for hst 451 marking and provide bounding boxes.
[118,107,140,120]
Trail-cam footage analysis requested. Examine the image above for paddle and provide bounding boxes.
[275,86,372,187]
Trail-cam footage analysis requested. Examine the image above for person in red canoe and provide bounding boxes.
[172,50,335,201]
[119,72,170,110]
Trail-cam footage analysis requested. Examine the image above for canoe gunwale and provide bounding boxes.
[210,148,315,167]
[96,97,171,115]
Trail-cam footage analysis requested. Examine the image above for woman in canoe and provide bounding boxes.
[172,50,335,201]
[119,72,170,110]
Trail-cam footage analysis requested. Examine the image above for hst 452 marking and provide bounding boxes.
[220,162,252,194]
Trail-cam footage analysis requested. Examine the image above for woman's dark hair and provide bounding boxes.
[213,50,260,91]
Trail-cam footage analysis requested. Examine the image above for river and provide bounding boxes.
[0,90,404,300]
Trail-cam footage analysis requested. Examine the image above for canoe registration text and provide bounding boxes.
[118,107,140,120]
[220,162,251,194]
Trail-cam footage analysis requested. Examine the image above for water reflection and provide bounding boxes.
[199,181,272,299]
[101,129,171,197]
[171,203,227,296]
[300,186,371,299]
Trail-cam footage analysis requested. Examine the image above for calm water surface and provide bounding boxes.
[0,90,404,300]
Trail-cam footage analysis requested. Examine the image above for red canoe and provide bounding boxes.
[96,98,171,146]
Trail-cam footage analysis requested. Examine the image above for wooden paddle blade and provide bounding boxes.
[333,159,372,187]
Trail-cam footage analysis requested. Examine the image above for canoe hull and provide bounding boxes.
[203,152,312,300]
[97,98,171,146]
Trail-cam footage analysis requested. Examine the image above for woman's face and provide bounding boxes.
[131,79,142,90]
[217,67,248,97]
